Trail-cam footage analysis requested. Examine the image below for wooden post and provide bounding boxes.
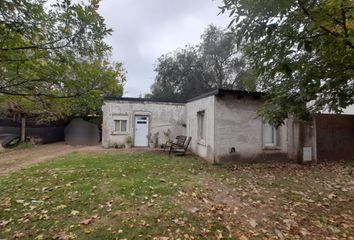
[21,117,26,142]
[312,116,317,164]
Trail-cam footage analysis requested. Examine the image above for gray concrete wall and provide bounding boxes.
[287,116,301,161]
[102,100,186,148]
[287,116,319,163]
[213,95,288,162]
[186,96,215,162]
[102,95,293,163]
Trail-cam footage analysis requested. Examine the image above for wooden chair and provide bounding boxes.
[164,135,187,152]
[169,136,192,155]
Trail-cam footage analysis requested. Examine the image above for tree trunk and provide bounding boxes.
[21,117,26,142]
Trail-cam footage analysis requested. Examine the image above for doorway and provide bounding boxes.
[134,116,149,147]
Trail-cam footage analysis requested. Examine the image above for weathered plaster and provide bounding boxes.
[185,96,215,162]
[102,94,291,163]
[213,95,288,162]
[102,100,186,148]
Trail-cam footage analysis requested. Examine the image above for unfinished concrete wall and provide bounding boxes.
[287,116,319,163]
[213,95,288,163]
[102,100,186,148]
[287,116,301,160]
[186,96,215,162]
[315,114,354,162]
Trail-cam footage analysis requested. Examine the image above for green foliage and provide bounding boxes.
[152,132,159,146]
[125,136,133,145]
[221,0,354,126]
[0,0,125,121]
[149,25,252,101]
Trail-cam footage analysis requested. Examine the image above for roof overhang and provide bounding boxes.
[104,88,264,104]
[186,88,264,102]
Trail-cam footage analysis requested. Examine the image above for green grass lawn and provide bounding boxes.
[0,152,353,239]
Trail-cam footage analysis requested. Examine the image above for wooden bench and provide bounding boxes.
[169,136,192,155]
[163,135,187,152]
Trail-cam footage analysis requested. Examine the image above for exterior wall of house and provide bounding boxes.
[102,100,186,148]
[287,116,302,161]
[186,96,215,162]
[213,95,288,162]
[101,91,352,163]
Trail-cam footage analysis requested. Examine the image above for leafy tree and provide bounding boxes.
[0,0,125,121]
[199,25,247,90]
[149,46,211,100]
[148,25,251,101]
[220,0,354,126]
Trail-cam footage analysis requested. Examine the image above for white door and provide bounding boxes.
[134,116,149,147]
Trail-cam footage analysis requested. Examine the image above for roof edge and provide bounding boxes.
[103,96,186,104]
[104,88,264,104]
[185,89,219,103]
[186,88,264,102]
[216,88,264,98]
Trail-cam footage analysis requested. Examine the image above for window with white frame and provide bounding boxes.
[112,115,128,134]
[197,110,205,141]
[262,122,277,147]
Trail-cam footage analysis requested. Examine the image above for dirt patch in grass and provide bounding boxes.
[0,142,162,174]
[0,142,88,174]
[177,173,241,214]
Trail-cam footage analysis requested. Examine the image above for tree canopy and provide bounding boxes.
[148,25,253,101]
[220,0,354,126]
[0,0,125,121]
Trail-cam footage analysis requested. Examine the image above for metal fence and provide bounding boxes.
[0,119,65,143]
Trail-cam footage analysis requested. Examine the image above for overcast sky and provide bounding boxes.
[98,0,230,97]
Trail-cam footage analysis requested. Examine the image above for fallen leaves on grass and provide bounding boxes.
[80,214,99,225]
[0,219,11,227]
[0,153,353,239]
[13,232,26,238]
[70,210,80,216]
[52,232,76,240]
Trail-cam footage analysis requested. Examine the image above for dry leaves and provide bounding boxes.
[80,214,99,225]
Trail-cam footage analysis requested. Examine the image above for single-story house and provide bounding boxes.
[102,89,354,163]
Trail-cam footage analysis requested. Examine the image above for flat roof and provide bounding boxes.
[103,96,186,104]
[104,88,264,104]
[186,88,263,102]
